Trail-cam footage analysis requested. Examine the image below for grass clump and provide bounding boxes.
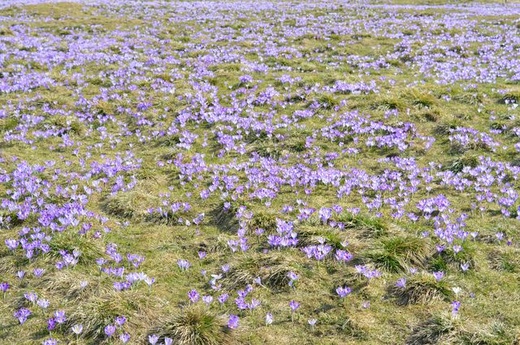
[445,153,479,173]
[49,231,104,265]
[428,243,476,272]
[36,270,110,303]
[63,290,153,343]
[487,248,520,273]
[220,253,296,292]
[406,315,456,345]
[458,321,519,345]
[366,236,431,272]
[388,273,453,305]
[148,306,230,345]
[209,202,239,233]
[336,212,387,238]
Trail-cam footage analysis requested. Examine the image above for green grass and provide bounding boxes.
[1,1,520,344]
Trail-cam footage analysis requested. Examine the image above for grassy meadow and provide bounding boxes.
[1,1,520,344]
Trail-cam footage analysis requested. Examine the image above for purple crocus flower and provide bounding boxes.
[177,259,191,270]
[47,318,57,331]
[115,316,126,327]
[188,289,200,303]
[25,292,38,303]
[228,314,239,329]
[336,286,352,298]
[148,334,159,345]
[202,296,213,305]
[451,300,461,317]
[0,282,10,294]
[104,324,116,337]
[37,299,50,309]
[218,293,229,304]
[289,300,300,311]
[395,278,407,288]
[33,268,45,277]
[433,271,444,282]
[54,310,66,324]
[120,333,131,343]
[14,308,31,324]
[319,207,332,223]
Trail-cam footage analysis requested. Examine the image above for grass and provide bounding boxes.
[1,0,520,344]
[388,273,453,306]
[406,315,456,345]
[366,235,431,272]
[147,306,230,345]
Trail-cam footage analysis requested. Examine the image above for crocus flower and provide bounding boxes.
[71,324,83,335]
[202,296,213,305]
[188,289,199,303]
[47,318,56,331]
[218,293,229,304]
[115,316,126,326]
[54,310,66,324]
[37,299,50,309]
[228,314,239,329]
[395,278,407,288]
[289,300,300,311]
[0,282,10,293]
[120,333,131,343]
[336,286,352,298]
[265,312,273,326]
[14,308,31,324]
[433,271,444,282]
[177,259,191,270]
[451,301,461,317]
[104,324,116,337]
[148,334,159,345]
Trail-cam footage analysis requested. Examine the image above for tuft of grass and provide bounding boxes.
[49,231,104,265]
[498,90,520,104]
[0,117,19,132]
[366,236,431,272]
[371,95,407,112]
[220,253,296,292]
[388,273,453,305]
[404,89,438,109]
[209,202,239,233]
[198,235,233,254]
[445,153,479,173]
[458,320,518,345]
[406,315,456,345]
[148,306,230,345]
[487,248,520,273]
[316,313,366,340]
[314,93,340,109]
[428,242,476,272]
[63,290,155,343]
[336,212,387,238]
[36,270,111,303]
[297,227,346,251]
